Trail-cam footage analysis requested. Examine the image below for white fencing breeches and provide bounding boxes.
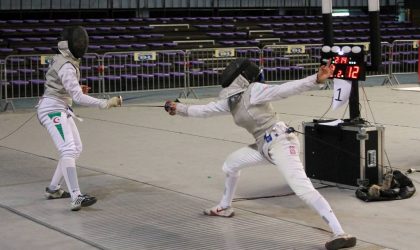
[220,128,345,236]
[38,110,82,199]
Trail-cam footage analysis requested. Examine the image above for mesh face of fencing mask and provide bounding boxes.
[60,26,89,59]
[220,58,261,88]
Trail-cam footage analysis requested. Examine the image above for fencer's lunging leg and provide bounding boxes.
[219,145,267,208]
[269,134,345,236]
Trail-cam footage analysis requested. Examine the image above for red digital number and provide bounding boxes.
[340,57,348,64]
[334,57,340,64]
[347,66,360,79]
[337,69,343,78]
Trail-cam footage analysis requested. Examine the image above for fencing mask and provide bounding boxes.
[220,58,261,88]
[60,26,89,59]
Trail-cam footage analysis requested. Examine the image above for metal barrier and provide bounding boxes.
[262,44,321,82]
[2,53,101,103]
[101,50,186,95]
[2,42,418,109]
[389,40,419,85]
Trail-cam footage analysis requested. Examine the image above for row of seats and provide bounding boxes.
[1,14,414,58]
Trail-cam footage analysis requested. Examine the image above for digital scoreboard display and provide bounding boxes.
[321,45,366,81]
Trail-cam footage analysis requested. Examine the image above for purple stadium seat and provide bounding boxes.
[8,20,23,24]
[86,76,101,83]
[41,19,55,23]
[125,64,141,69]
[104,75,121,80]
[102,18,115,22]
[132,44,147,49]
[101,45,116,49]
[203,70,218,75]
[136,34,151,39]
[121,74,138,79]
[190,71,204,76]
[138,73,154,79]
[57,19,70,23]
[24,20,39,24]
[116,18,129,22]
[147,43,164,47]
[121,35,135,39]
[17,48,35,53]
[11,80,29,85]
[97,27,112,31]
[42,37,57,42]
[1,29,16,33]
[91,36,105,41]
[108,64,125,70]
[86,19,100,23]
[190,61,204,66]
[127,26,142,31]
[210,24,222,29]
[88,45,101,50]
[194,24,209,29]
[223,24,235,29]
[34,47,52,52]
[220,41,235,45]
[50,28,63,32]
[18,69,36,74]
[9,58,25,63]
[25,37,42,42]
[154,73,170,78]
[157,62,172,67]
[29,79,45,85]
[106,35,120,39]
[141,26,155,31]
[164,42,177,47]
[207,32,222,37]
[140,63,157,67]
[8,38,24,42]
[112,27,126,31]
[0,48,13,53]
[235,41,248,45]
[35,28,49,32]
[170,72,185,77]
[85,27,96,32]
[117,44,132,49]
[221,32,235,37]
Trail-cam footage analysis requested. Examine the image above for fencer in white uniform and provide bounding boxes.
[37,26,121,211]
[164,58,356,250]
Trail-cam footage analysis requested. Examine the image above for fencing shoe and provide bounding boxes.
[45,186,71,199]
[70,194,97,211]
[325,233,357,250]
[203,205,235,217]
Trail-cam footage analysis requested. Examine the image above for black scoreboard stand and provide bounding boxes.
[303,45,385,188]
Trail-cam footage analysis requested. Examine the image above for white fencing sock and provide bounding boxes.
[59,157,82,200]
[219,173,240,209]
[300,190,345,236]
[48,160,63,191]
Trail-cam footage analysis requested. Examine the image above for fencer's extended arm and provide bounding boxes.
[165,99,230,117]
[249,74,321,105]
[60,63,119,109]
[249,62,332,105]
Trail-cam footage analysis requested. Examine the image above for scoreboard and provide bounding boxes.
[321,45,366,81]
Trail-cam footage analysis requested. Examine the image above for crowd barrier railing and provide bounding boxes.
[262,44,321,83]
[101,50,187,96]
[388,40,419,85]
[2,42,418,111]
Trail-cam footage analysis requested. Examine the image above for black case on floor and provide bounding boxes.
[303,122,384,188]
